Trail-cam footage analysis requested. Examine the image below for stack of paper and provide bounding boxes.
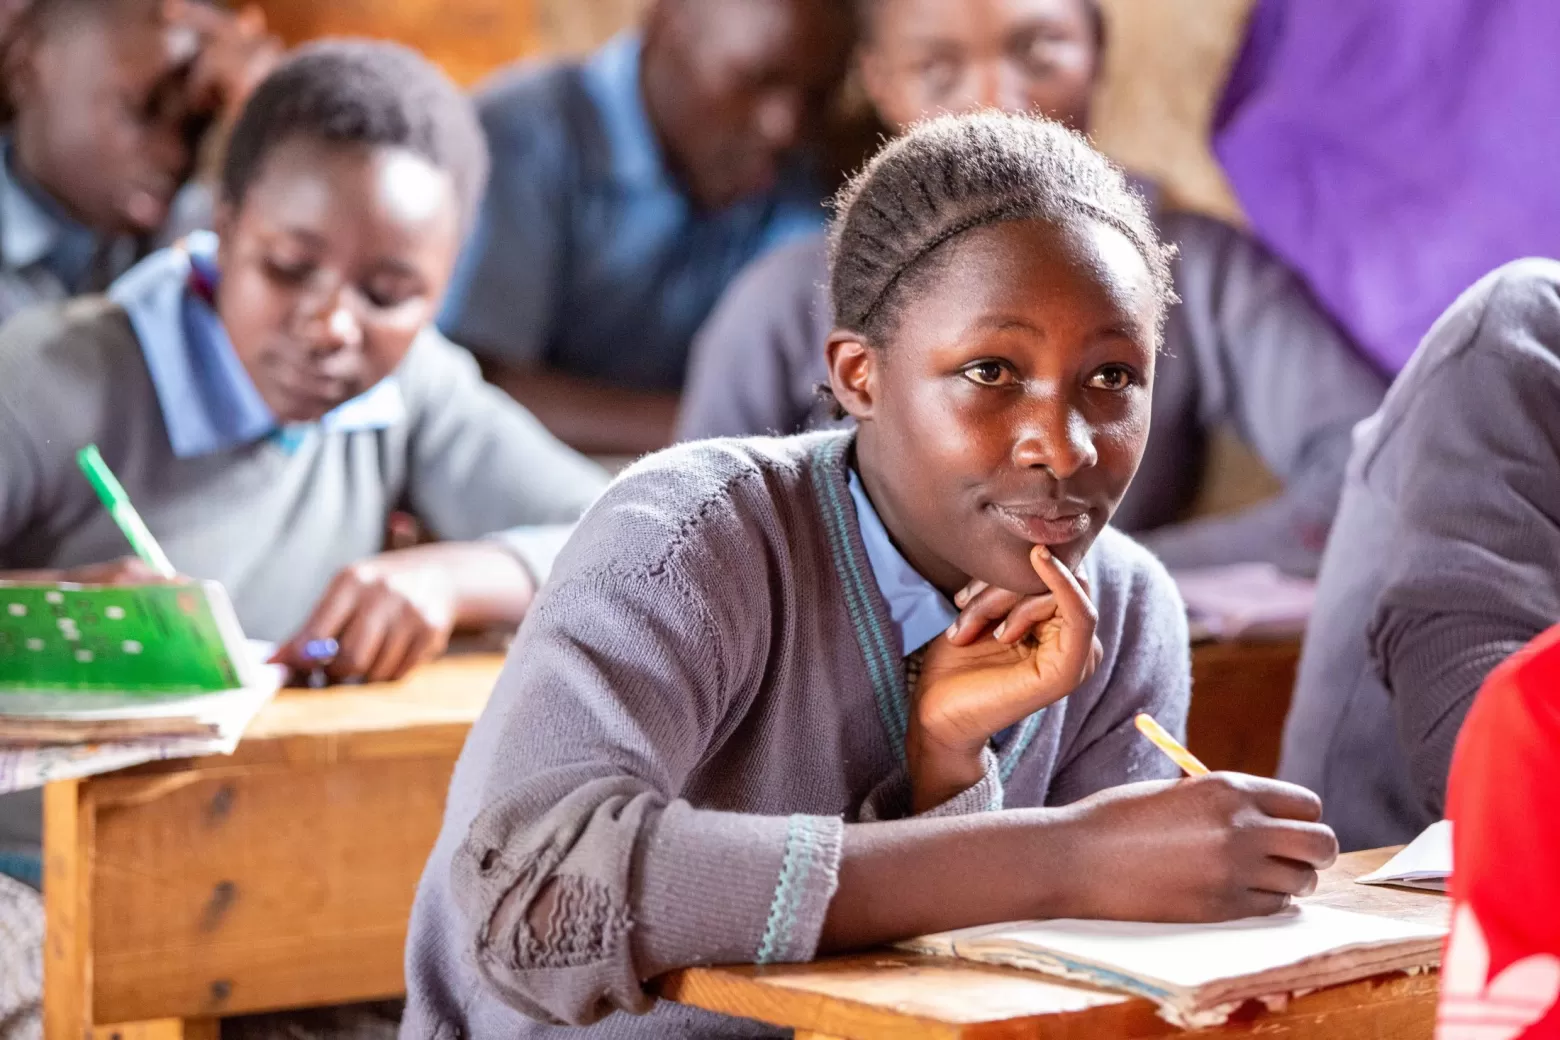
[901,903,1448,1029]
[1173,563,1317,641]
[1357,821,1453,892]
[0,582,279,793]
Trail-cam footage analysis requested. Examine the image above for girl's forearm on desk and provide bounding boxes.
[820,808,1077,952]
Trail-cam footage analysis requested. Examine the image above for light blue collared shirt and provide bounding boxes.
[847,471,959,657]
[849,471,1023,748]
[0,139,102,292]
[109,230,406,459]
[439,32,828,391]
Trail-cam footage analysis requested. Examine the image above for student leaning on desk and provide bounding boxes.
[403,113,1339,1040]
[0,40,609,688]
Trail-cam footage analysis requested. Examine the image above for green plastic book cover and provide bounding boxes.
[0,581,250,703]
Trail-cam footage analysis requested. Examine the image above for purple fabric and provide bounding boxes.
[1213,0,1560,374]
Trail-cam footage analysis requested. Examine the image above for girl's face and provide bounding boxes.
[214,137,463,423]
[859,0,1098,134]
[831,217,1156,596]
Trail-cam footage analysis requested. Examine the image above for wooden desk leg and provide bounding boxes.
[45,779,223,1040]
[44,780,92,1040]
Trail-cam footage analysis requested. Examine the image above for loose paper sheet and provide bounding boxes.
[1357,820,1452,891]
[1174,563,1316,641]
[0,648,282,794]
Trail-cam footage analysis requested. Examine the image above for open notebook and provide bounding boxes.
[900,903,1447,1029]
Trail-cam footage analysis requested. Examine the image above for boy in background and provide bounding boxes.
[0,0,278,322]
[438,0,854,456]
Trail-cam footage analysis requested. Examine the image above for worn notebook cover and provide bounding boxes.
[900,903,1447,1029]
[0,581,253,715]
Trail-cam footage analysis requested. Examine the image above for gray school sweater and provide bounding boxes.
[1280,260,1560,852]
[0,295,610,642]
[675,210,1387,577]
[402,432,1191,1039]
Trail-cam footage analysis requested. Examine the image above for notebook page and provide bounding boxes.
[949,903,1445,991]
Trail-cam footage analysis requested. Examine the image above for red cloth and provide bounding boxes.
[1438,624,1560,1039]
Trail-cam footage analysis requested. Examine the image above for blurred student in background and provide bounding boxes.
[677,0,1387,577]
[0,0,279,323]
[1283,260,1560,851]
[438,0,854,457]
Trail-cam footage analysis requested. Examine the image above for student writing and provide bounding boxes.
[403,112,1337,1039]
[675,0,1387,576]
[0,41,609,684]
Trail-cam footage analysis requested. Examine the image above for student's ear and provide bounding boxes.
[826,330,879,420]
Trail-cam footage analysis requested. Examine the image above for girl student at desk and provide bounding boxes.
[403,113,1339,1039]
[0,41,609,1030]
[0,41,609,687]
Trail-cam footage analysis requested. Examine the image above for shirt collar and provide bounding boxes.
[847,470,958,657]
[579,32,672,191]
[0,138,98,284]
[110,229,407,459]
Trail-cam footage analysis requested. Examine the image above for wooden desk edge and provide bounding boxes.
[656,848,1445,1040]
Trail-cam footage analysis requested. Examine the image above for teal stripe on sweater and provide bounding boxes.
[756,814,825,964]
[808,443,908,754]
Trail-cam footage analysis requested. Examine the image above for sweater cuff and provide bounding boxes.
[858,747,1004,821]
[631,804,843,976]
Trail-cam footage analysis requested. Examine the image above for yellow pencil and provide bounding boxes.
[1134,713,1211,778]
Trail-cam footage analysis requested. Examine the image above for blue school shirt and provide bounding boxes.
[847,470,959,658]
[108,230,405,458]
[0,140,97,289]
[438,32,828,392]
[0,137,145,330]
[847,471,1022,749]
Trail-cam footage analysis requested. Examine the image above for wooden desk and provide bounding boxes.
[1188,637,1301,778]
[658,847,1448,1039]
[42,654,507,1040]
[42,638,1304,1040]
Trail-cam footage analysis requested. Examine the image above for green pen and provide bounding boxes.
[75,444,177,579]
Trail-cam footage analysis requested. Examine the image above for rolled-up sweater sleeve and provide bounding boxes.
[448,508,843,1026]
[1368,267,1560,821]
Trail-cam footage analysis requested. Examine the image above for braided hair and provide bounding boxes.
[827,111,1175,349]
